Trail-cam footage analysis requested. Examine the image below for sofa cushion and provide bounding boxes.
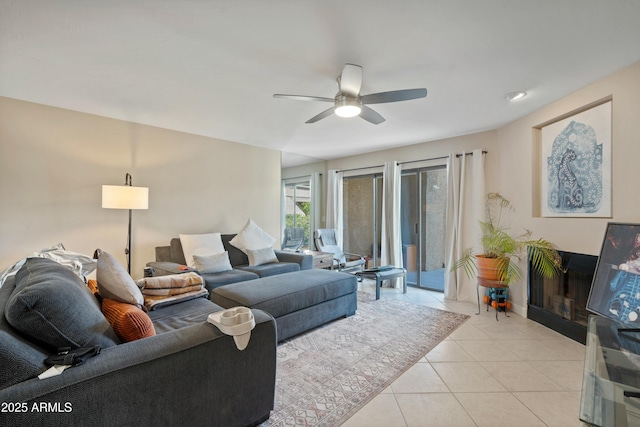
[247,247,279,266]
[169,238,188,265]
[179,233,225,269]
[0,275,49,388]
[238,262,300,278]
[200,269,260,291]
[211,269,357,318]
[5,258,120,351]
[193,251,233,273]
[229,219,276,255]
[101,298,156,342]
[222,234,250,267]
[96,249,144,307]
[148,296,223,334]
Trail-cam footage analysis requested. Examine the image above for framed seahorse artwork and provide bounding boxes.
[541,100,611,217]
[587,222,640,324]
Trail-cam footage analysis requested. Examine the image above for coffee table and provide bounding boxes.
[356,267,407,300]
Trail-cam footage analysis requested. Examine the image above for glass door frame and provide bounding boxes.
[281,175,316,250]
[341,172,383,268]
[401,163,447,291]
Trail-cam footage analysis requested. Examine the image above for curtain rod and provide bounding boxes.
[283,173,322,181]
[334,164,384,173]
[399,150,487,166]
[335,150,488,173]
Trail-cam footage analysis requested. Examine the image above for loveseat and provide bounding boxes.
[0,258,277,427]
[147,234,313,291]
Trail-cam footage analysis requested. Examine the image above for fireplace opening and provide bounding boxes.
[527,250,598,344]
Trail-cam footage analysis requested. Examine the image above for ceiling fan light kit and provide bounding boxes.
[334,96,362,117]
[274,63,427,124]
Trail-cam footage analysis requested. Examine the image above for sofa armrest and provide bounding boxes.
[274,250,313,270]
[0,310,277,427]
[146,261,196,276]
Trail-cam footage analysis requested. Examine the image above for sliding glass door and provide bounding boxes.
[401,166,447,291]
[282,178,313,249]
[342,174,383,268]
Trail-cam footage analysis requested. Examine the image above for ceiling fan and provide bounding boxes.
[273,63,427,125]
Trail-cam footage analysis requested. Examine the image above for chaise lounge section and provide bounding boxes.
[211,269,357,341]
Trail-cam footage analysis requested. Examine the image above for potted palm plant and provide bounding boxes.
[452,193,563,285]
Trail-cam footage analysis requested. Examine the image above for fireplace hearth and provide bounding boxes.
[527,250,598,344]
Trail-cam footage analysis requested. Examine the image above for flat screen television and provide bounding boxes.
[587,222,640,324]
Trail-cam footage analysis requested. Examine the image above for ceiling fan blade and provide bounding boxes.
[306,106,336,124]
[360,88,427,104]
[339,63,363,97]
[273,94,334,102]
[359,106,385,125]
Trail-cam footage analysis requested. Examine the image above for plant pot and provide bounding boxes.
[475,255,509,284]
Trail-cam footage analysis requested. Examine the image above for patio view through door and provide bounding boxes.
[401,166,447,292]
[342,174,382,268]
[283,178,312,250]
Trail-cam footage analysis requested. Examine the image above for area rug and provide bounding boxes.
[260,291,469,426]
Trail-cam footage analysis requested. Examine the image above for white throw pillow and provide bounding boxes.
[95,249,144,307]
[179,233,225,269]
[229,219,276,254]
[247,247,279,266]
[192,252,233,273]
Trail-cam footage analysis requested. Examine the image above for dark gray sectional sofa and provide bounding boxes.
[149,235,358,342]
[0,258,277,427]
[147,234,313,291]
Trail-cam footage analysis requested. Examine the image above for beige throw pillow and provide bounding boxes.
[247,247,279,266]
[193,252,233,273]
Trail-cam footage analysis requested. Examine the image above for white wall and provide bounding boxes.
[283,130,501,225]
[497,60,640,313]
[0,97,282,278]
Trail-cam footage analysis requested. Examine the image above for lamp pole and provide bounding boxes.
[125,173,132,274]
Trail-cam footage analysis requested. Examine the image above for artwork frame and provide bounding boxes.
[587,222,640,324]
[541,100,611,217]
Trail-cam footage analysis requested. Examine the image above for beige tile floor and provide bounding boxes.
[343,280,588,427]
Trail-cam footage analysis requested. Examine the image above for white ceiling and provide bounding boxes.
[2,1,639,167]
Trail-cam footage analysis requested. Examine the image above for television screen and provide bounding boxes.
[587,222,640,324]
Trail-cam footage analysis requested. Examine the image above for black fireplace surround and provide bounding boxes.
[528,250,598,344]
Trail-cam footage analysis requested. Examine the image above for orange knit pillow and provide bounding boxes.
[87,279,100,296]
[101,298,156,342]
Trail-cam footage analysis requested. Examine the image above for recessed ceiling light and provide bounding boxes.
[505,91,527,102]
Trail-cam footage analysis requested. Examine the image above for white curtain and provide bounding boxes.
[380,161,403,288]
[444,149,486,302]
[325,170,344,247]
[310,172,322,239]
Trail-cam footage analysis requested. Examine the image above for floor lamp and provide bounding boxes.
[102,173,149,274]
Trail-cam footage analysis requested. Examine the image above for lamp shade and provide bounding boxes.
[102,185,149,210]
